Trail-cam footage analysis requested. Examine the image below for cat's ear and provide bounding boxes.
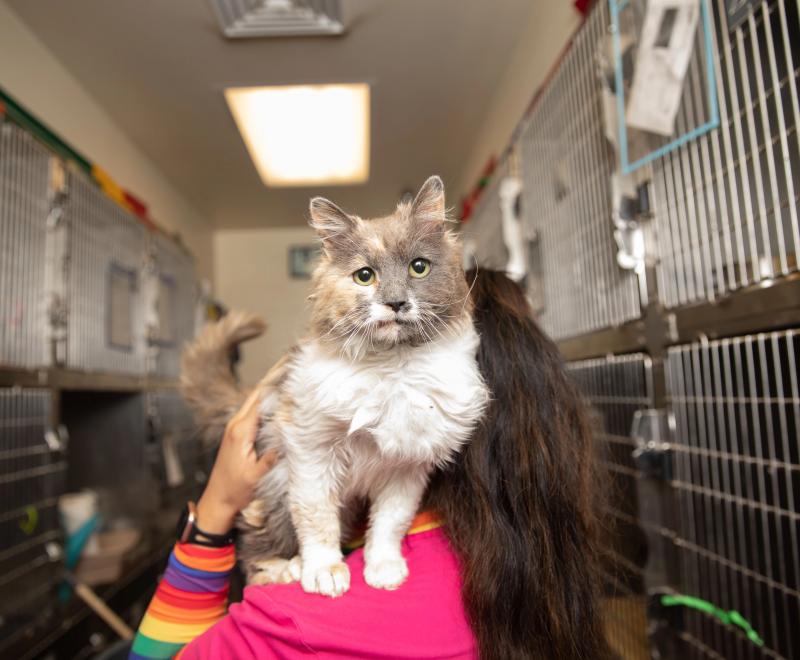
[309,197,355,246]
[410,175,445,224]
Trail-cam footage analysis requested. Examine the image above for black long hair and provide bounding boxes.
[426,269,609,659]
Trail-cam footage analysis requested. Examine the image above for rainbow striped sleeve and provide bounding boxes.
[129,543,236,660]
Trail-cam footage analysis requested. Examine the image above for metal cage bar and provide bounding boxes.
[517,1,642,340]
[64,168,148,375]
[148,233,197,379]
[665,329,799,659]
[651,0,800,309]
[1,119,199,378]
[567,353,654,660]
[0,122,51,368]
[0,388,63,621]
[460,156,512,271]
[480,0,800,656]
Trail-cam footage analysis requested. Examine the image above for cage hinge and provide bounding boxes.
[631,409,673,480]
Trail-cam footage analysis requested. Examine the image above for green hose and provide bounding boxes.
[660,594,764,647]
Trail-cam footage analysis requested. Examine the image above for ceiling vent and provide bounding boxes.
[210,0,345,38]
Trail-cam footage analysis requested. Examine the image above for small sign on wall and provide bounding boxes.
[288,245,321,279]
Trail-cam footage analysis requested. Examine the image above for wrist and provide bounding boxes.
[195,493,238,536]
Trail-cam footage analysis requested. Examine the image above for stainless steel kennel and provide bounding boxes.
[0,118,197,377]
[468,0,800,657]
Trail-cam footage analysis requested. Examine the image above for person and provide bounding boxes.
[129,270,610,660]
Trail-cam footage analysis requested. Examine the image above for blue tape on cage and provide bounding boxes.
[608,0,720,174]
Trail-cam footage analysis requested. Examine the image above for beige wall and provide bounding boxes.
[213,227,317,385]
[457,3,580,198]
[0,2,213,280]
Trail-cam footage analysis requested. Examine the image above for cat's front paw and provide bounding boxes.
[248,556,301,586]
[363,556,409,590]
[301,560,350,597]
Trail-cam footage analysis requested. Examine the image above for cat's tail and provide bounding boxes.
[181,310,267,444]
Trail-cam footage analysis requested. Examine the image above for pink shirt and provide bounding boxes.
[178,528,477,659]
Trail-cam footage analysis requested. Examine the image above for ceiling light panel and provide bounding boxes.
[210,0,344,38]
[225,83,370,187]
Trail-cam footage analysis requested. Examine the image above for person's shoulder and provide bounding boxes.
[247,528,465,617]
[238,528,475,658]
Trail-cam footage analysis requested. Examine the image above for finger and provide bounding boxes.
[241,386,263,413]
[226,418,261,456]
[231,415,261,452]
[231,388,262,424]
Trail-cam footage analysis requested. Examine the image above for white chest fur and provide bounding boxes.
[284,323,487,467]
[257,321,488,597]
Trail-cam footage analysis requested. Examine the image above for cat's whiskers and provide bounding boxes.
[344,317,381,361]
[366,321,379,353]
[324,308,362,340]
[423,273,479,314]
[413,311,433,339]
[412,320,432,349]
[412,302,451,339]
[414,312,442,349]
[417,312,446,344]
[460,264,480,314]
[340,324,362,360]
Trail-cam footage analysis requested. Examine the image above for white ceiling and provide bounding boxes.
[7,0,537,228]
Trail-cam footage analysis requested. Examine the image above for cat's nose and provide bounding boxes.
[384,301,408,313]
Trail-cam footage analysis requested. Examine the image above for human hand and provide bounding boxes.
[195,388,277,534]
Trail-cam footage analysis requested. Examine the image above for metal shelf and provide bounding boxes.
[667,273,800,345]
[557,274,800,361]
[557,318,647,362]
[0,366,180,392]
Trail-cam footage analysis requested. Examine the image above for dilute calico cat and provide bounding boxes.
[182,176,488,597]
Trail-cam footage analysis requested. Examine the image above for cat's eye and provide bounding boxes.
[353,267,376,286]
[408,258,431,278]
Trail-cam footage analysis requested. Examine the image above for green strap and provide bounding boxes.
[660,594,764,647]
[0,86,93,174]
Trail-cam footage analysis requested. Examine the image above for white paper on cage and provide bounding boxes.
[626,0,700,137]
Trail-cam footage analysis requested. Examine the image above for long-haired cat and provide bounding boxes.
[182,176,488,596]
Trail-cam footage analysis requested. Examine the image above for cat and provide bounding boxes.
[182,176,488,597]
